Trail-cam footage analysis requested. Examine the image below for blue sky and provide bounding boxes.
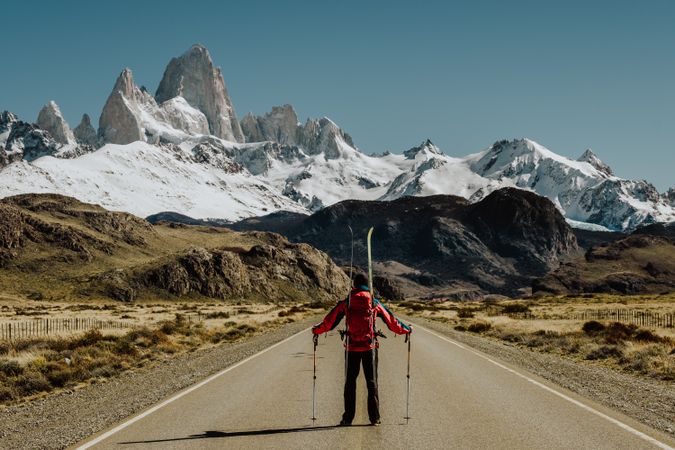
[1,0,673,190]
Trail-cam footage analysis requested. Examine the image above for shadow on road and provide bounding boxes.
[119,424,372,444]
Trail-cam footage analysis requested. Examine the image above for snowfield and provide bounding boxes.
[1,122,673,230]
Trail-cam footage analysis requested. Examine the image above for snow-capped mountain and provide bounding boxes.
[1,44,673,231]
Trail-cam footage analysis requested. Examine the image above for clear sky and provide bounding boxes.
[1,0,673,191]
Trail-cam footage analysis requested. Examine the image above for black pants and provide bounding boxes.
[343,349,379,423]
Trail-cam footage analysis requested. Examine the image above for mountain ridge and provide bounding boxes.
[1,44,673,232]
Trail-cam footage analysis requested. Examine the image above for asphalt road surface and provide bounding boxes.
[74,323,675,450]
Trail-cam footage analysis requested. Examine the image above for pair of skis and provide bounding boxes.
[311,227,412,423]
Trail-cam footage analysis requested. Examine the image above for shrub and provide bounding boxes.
[604,322,637,344]
[0,342,9,355]
[467,321,491,333]
[0,386,15,401]
[454,325,467,332]
[634,330,667,343]
[582,321,605,335]
[14,371,51,395]
[46,368,75,387]
[457,308,474,318]
[205,311,230,319]
[503,303,530,314]
[0,360,23,377]
[586,345,623,360]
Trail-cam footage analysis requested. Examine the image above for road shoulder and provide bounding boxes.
[0,317,317,450]
[410,316,675,440]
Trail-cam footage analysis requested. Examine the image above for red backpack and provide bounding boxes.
[346,290,375,345]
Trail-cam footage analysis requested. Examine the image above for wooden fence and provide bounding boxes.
[485,306,674,328]
[569,309,674,328]
[0,318,134,341]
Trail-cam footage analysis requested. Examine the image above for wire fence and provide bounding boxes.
[485,307,674,329]
[0,318,134,341]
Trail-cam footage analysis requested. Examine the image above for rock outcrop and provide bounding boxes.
[241,105,300,146]
[155,44,243,142]
[98,69,145,144]
[36,101,76,145]
[241,105,356,159]
[99,68,210,145]
[73,114,99,147]
[4,121,58,161]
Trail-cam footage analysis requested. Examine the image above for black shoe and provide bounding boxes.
[339,419,352,426]
[370,419,381,426]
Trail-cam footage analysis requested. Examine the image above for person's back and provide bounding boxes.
[312,273,412,426]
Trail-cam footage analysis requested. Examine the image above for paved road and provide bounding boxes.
[74,323,674,450]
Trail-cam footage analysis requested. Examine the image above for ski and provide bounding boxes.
[367,227,374,300]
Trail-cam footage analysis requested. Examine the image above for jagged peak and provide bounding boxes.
[36,100,75,145]
[112,68,137,98]
[577,148,613,176]
[403,139,443,159]
[79,113,92,126]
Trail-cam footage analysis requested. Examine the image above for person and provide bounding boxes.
[312,273,412,426]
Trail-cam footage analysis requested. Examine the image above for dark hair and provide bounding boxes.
[353,273,369,287]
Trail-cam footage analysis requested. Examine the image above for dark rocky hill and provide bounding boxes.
[232,188,579,296]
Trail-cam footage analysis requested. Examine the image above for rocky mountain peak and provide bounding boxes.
[155,44,244,142]
[98,68,145,145]
[73,113,99,147]
[0,111,18,133]
[403,139,443,159]
[241,106,356,159]
[577,148,613,176]
[241,104,300,146]
[36,101,76,145]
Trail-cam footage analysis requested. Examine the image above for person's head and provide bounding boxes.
[353,273,369,288]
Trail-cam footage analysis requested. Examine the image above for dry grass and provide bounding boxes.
[394,293,675,381]
[0,301,324,405]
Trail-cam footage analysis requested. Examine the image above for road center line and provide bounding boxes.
[74,327,310,450]
[413,323,673,450]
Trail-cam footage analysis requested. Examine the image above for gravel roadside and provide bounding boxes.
[410,316,675,438]
[0,317,318,450]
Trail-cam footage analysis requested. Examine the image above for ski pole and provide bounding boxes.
[405,332,411,423]
[344,225,353,381]
[312,333,318,422]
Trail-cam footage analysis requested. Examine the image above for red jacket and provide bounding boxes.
[312,287,411,351]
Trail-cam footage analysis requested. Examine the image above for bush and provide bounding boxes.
[604,322,637,344]
[634,330,667,343]
[205,311,230,319]
[14,371,51,395]
[586,345,623,360]
[0,360,23,377]
[467,321,491,333]
[46,368,75,387]
[454,325,467,332]
[582,321,605,335]
[0,386,15,401]
[457,308,474,318]
[503,303,530,314]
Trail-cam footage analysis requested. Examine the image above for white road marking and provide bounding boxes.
[414,323,674,450]
[74,328,311,449]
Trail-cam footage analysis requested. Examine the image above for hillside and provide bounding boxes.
[533,232,675,295]
[231,188,579,297]
[0,194,348,303]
